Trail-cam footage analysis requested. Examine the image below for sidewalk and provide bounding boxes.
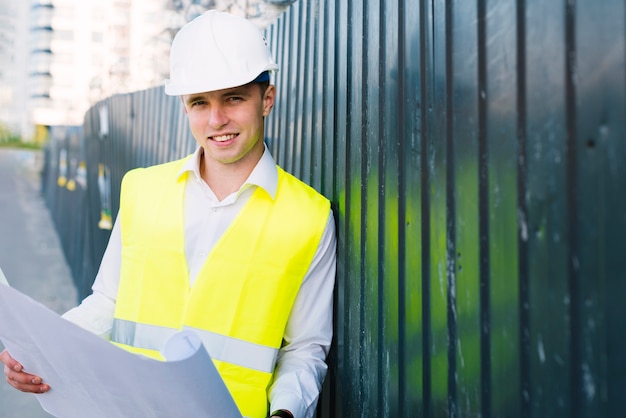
[0,148,78,418]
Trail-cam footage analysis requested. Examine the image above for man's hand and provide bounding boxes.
[0,349,50,393]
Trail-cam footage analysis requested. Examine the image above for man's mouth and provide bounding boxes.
[210,134,237,142]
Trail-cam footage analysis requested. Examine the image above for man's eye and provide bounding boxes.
[191,100,206,107]
[227,96,243,103]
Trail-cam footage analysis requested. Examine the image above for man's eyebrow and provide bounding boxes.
[222,86,253,97]
[185,86,253,104]
[185,94,206,104]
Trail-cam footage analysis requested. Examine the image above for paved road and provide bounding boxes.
[0,148,78,418]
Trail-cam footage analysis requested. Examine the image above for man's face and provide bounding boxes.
[182,82,275,168]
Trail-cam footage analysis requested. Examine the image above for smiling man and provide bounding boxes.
[1,10,336,418]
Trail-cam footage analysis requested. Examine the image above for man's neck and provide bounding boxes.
[199,148,263,201]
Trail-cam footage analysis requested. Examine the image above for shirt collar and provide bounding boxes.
[178,144,278,200]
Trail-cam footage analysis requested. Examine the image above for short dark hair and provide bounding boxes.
[250,71,271,96]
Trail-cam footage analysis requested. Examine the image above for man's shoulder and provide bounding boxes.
[276,166,330,208]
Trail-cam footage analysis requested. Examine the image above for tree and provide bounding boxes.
[166,0,216,22]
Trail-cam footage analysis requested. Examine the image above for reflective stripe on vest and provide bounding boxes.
[111,318,279,373]
[111,318,178,352]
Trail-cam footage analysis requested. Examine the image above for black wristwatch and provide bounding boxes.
[270,410,294,418]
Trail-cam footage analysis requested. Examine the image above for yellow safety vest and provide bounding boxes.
[111,156,330,418]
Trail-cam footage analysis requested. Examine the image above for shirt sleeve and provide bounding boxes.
[61,216,121,339]
[269,212,337,418]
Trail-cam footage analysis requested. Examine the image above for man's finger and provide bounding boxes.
[2,350,50,393]
[6,373,50,393]
[0,350,22,372]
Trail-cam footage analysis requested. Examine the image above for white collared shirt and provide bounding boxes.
[63,146,336,418]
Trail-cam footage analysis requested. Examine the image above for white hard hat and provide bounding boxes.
[164,10,279,96]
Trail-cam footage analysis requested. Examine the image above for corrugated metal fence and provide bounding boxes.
[43,0,625,416]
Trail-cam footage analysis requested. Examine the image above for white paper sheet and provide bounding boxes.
[0,277,242,418]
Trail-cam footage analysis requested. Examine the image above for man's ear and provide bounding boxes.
[262,85,276,117]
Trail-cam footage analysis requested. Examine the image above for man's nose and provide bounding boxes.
[207,105,228,128]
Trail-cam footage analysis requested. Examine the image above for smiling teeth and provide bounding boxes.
[212,134,236,142]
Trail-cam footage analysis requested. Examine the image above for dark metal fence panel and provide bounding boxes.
[264,0,625,417]
[43,125,90,302]
[43,90,195,299]
[41,0,625,416]
[566,2,626,416]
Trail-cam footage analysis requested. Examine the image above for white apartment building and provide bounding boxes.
[29,0,176,130]
[0,0,175,139]
[0,0,30,138]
